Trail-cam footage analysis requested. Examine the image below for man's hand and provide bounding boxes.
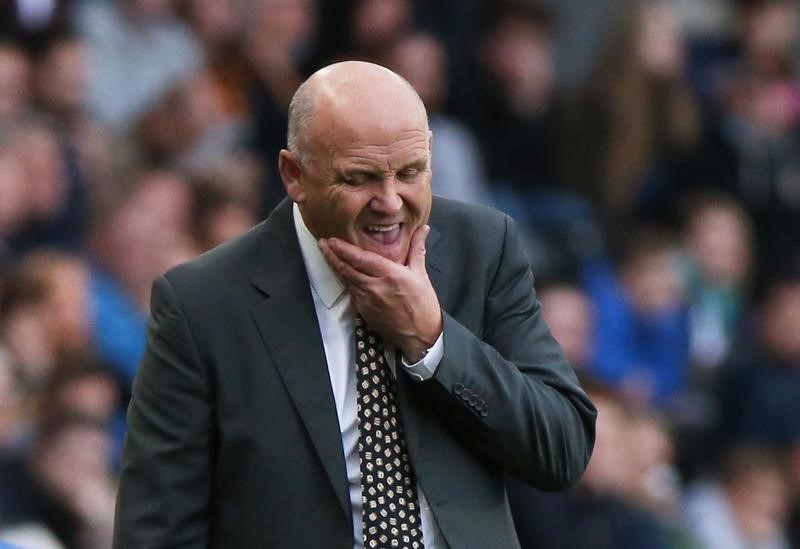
[319,225,442,362]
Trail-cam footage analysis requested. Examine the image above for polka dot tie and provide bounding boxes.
[355,316,425,549]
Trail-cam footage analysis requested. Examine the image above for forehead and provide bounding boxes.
[307,76,429,167]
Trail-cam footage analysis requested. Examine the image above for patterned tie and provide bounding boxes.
[354,315,425,549]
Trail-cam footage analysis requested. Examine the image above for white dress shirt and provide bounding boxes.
[293,204,444,549]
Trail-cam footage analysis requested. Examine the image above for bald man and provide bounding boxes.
[113,62,596,549]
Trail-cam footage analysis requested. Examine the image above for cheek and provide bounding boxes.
[322,189,370,231]
[402,184,432,217]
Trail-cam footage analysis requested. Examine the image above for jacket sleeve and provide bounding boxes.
[113,275,214,548]
[422,215,596,490]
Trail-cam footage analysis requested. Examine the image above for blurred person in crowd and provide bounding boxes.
[114,60,595,548]
[142,0,252,175]
[676,193,753,371]
[463,1,600,277]
[697,0,800,290]
[467,1,561,194]
[189,163,261,252]
[312,0,412,68]
[0,42,31,121]
[684,445,791,549]
[0,415,116,549]
[31,32,88,126]
[39,361,119,427]
[669,196,755,480]
[509,386,669,548]
[75,0,204,129]
[584,230,690,407]
[38,356,126,467]
[3,118,85,254]
[137,70,247,176]
[0,250,93,397]
[348,0,412,63]
[538,282,595,373]
[561,0,702,229]
[243,0,317,212]
[717,274,800,450]
[86,169,197,390]
[388,31,489,205]
[25,30,121,215]
[624,411,682,519]
[182,0,251,121]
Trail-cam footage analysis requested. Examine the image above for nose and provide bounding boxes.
[369,177,403,215]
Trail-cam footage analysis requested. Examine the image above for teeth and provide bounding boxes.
[366,224,399,233]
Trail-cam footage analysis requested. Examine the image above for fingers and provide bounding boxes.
[406,224,430,271]
[318,239,375,287]
[324,237,396,277]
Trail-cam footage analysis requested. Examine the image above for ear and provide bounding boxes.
[279,149,305,203]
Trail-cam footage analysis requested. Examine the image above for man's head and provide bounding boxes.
[279,61,432,264]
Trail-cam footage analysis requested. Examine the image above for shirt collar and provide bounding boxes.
[292,203,346,308]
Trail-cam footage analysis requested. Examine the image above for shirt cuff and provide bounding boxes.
[400,332,444,381]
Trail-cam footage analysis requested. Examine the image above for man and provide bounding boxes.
[113,61,596,548]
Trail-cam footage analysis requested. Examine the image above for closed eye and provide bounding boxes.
[339,171,380,186]
[397,162,427,181]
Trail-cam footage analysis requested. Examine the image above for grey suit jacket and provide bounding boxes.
[113,197,596,548]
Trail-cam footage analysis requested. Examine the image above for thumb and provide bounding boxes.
[407,224,430,272]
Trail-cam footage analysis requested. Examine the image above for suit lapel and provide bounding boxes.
[425,222,448,307]
[249,201,351,520]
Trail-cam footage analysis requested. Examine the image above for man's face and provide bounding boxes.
[295,104,432,264]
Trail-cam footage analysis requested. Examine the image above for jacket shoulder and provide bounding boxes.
[429,197,516,256]
[162,220,267,294]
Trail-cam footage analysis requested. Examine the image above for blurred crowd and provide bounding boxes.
[1,0,800,547]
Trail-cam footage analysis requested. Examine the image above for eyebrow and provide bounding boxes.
[398,157,428,171]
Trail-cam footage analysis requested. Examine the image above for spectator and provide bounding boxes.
[677,193,754,371]
[388,31,489,205]
[0,250,92,395]
[0,415,116,549]
[560,0,702,228]
[75,0,204,129]
[4,118,84,254]
[538,282,595,373]
[718,274,800,449]
[189,163,261,252]
[684,445,791,549]
[86,169,197,389]
[243,0,317,212]
[584,229,690,407]
[704,0,800,288]
[467,2,561,195]
[509,386,670,548]
[31,31,88,125]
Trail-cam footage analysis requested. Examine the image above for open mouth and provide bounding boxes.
[363,223,403,246]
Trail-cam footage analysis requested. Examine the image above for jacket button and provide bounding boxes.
[453,383,464,395]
